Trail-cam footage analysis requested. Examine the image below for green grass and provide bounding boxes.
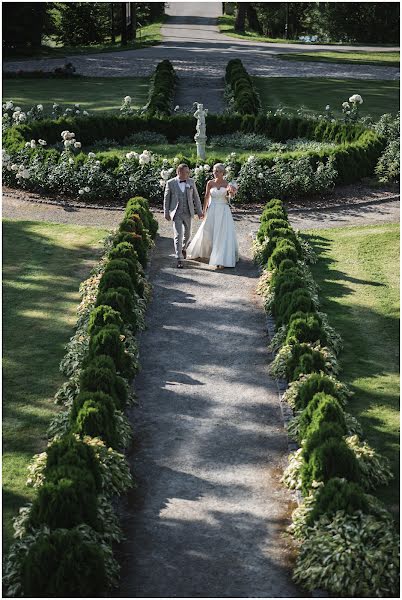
[218,14,398,47]
[303,224,400,515]
[254,77,400,119]
[4,17,166,60]
[277,51,400,67]
[2,220,109,554]
[2,76,149,113]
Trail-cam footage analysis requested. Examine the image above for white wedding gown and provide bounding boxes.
[187,186,239,267]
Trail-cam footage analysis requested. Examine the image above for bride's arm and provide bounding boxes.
[203,181,211,213]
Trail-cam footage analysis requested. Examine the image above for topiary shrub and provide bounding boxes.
[21,528,107,597]
[286,342,326,381]
[87,304,124,336]
[88,325,134,378]
[109,241,139,268]
[278,258,296,272]
[28,469,98,530]
[298,392,347,441]
[306,477,370,527]
[45,434,102,492]
[72,391,119,447]
[301,436,360,493]
[104,256,140,282]
[292,372,349,412]
[80,361,127,410]
[95,288,139,330]
[285,313,327,346]
[268,239,299,271]
[112,232,148,269]
[277,289,314,326]
[126,196,158,239]
[98,269,134,296]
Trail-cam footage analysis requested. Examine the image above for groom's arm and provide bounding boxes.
[192,181,203,217]
[163,181,171,220]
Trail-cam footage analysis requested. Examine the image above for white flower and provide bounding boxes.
[230,152,237,158]
[74,103,80,109]
[30,140,36,148]
[174,105,179,111]
[12,111,21,120]
[88,152,96,158]
[325,105,330,110]
[342,101,350,109]
[346,111,351,115]
[349,94,363,104]
[159,179,166,188]
[78,189,85,195]
[37,104,43,111]
[38,139,47,146]
[84,186,90,193]
[25,142,31,148]
[68,132,75,139]
[95,160,100,166]
[203,165,210,172]
[258,172,264,179]
[74,141,82,149]
[75,110,80,115]
[83,110,89,116]
[124,96,132,103]
[139,152,151,165]
[65,108,73,113]
[15,106,21,112]
[64,140,72,148]
[173,156,180,164]
[5,101,13,110]
[11,164,18,171]
[53,103,59,108]
[247,155,256,163]
[160,169,170,180]
[18,113,26,122]
[129,175,136,182]
[69,158,74,165]
[125,151,139,160]
[21,168,30,179]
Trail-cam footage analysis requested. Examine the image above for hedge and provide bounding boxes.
[225,58,261,116]
[3,196,158,597]
[255,197,398,595]
[144,59,178,117]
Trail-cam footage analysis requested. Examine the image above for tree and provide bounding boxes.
[234,2,247,33]
[2,2,53,53]
[56,2,111,46]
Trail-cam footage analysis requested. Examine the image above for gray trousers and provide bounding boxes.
[173,211,192,258]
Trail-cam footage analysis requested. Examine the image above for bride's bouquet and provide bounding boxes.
[227,180,238,207]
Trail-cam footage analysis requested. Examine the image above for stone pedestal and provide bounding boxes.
[194,134,207,160]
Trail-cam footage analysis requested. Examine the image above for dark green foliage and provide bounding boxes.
[268,239,299,271]
[88,325,134,378]
[225,59,261,115]
[298,392,347,441]
[278,258,297,272]
[21,529,106,597]
[87,304,124,336]
[114,230,148,269]
[95,288,139,330]
[71,390,119,447]
[80,361,127,410]
[284,342,327,381]
[285,313,326,346]
[301,436,361,493]
[306,478,370,527]
[145,59,177,117]
[103,256,145,297]
[98,269,134,297]
[126,196,158,239]
[45,434,101,492]
[294,373,348,411]
[109,241,139,265]
[29,469,98,530]
[276,289,314,326]
[303,422,346,459]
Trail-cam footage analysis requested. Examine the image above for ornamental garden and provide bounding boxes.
[3,51,400,598]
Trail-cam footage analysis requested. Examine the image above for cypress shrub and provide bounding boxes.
[104,256,143,291]
[80,361,128,410]
[75,399,118,448]
[29,469,98,530]
[294,373,348,411]
[298,392,347,441]
[277,289,314,326]
[109,241,139,268]
[284,342,326,381]
[45,434,102,492]
[88,325,134,378]
[98,269,134,297]
[21,529,106,597]
[264,218,289,236]
[95,288,138,329]
[278,258,297,272]
[301,437,361,493]
[306,478,370,527]
[285,313,326,346]
[303,422,346,460]
[268,239,299,271]
[112,234,147,270]
[87,305,124,336]
[125,196,158,239]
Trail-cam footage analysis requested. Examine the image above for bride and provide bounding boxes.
[187,163,239,269]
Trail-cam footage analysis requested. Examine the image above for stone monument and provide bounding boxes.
[193,102,208,160]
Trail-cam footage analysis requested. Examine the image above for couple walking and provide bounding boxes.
[163,163,239,269]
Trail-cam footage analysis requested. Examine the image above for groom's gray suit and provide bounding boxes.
[164,176,203,259]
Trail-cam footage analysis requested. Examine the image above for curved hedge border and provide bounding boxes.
[254,201,399,597]
[145,59,178,117]
[3,197,159,597]
[225,58,261,116]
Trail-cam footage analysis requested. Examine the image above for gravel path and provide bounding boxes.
[4,2,399,81]
[116,212,302,598]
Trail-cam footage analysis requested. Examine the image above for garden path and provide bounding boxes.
[3,3,399,82]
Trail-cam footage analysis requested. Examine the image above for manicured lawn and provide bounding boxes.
[303,224,400,515]
[277,50,400,67]
[254,77,400,119]
[4,17,165,59]
[2,220,108,553]
[2,76,149,114]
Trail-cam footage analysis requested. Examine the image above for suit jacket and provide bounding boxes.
[163,177,203,220]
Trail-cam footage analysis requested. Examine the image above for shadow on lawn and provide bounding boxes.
[303,232,400,516]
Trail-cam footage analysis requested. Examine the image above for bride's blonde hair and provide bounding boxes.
[213,163,226,175]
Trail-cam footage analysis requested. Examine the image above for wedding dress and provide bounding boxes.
[187,186,239,267]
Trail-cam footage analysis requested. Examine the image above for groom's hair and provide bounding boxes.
[177,163,189,171]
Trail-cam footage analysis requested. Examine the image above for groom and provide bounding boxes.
[164,163,203,268]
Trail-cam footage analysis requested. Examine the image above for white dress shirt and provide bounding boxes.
[176,175,187,193]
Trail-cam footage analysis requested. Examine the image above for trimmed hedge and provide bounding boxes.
[225,58,261,116]
[145,59,178,117]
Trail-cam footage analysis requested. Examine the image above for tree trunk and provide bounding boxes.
[246,4,262,33]
[234,2,247,33]
[121,2,127,46]
[31,3,47,48]
[222,2,225,14]
[131,3,137,40]
[111,3,115,44]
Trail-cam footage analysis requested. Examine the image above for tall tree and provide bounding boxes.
[234,2,247,33]
[246,4,262,33]
[121,2,127,46]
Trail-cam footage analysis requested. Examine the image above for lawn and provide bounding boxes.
[2,76,149,114]
[2,219,109,554]
[303,223,400,515]
[277,50,400,68]
[4,17,165,59]
[254,77,400,119]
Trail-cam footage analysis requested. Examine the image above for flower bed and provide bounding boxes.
[254,200,399,597]
[3,197,159,597]
[2,107,386,204]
